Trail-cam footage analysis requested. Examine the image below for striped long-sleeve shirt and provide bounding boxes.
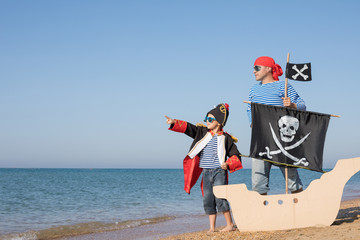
[199,135,221,169]
[247,80,306,123]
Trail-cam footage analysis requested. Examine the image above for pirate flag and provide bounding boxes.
[286,63,312,81]
[249,103,330,172]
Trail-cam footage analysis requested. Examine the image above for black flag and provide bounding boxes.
[286,63,312,81]
[249,103,330,172]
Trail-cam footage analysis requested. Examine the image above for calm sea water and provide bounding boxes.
[0,167,359,238]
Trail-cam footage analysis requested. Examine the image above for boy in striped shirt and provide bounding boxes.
[247,56,305,195]
[165,103,242,232]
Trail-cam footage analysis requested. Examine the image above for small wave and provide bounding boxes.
[0,216,174,240]
[0,231,38,240]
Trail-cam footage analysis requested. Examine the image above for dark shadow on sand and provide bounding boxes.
[332,206,360,225]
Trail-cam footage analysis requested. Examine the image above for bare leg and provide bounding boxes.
[208,214,216,232]
[220,211,235,232]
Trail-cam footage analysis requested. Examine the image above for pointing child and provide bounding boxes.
[165,103,243,232]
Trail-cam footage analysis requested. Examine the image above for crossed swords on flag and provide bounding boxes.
[259,123,311,166]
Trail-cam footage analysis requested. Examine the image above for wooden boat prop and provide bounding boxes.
[213,157,360,231]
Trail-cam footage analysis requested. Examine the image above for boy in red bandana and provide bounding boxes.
[165,103,242,232]
[247,56,306,195]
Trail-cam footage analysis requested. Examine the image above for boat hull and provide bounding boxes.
[213,157,360,231]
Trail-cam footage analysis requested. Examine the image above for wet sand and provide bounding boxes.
[56,215,219,240]
[59,198,360,240]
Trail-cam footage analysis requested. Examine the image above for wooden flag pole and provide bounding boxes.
[284,53,290,98]
[284,52,290,194]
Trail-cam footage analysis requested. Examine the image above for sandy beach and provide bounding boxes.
[161,199,360,240]
[56,198,360,240]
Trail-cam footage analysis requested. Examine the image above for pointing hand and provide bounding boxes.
[165,115,175,125]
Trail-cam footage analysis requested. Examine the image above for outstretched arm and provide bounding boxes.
[165,115,200,139]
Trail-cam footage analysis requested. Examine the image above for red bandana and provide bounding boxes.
[254,56,283,81]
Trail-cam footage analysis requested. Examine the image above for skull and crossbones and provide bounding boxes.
[292,64,309,80]
[259,115,311,166]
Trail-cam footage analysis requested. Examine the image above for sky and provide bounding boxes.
[1,0,359,169]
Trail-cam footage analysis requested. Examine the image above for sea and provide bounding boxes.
[0,167,359,239]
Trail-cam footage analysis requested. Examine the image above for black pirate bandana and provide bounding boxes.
[207,103,230,126]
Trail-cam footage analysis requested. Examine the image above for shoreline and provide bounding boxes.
[2,197,359,240]
[54,197,360,240]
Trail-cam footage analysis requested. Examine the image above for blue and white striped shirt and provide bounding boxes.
[247,80,306,123]
[199,135,221,169]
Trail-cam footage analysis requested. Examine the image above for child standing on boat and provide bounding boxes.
[165,103,243,232]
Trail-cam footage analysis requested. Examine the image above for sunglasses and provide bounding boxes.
[254,65,262,72]
[204,117,216,123]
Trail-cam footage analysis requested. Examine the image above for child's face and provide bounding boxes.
[206,114,221,130]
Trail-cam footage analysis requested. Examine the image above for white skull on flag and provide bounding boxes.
[278,116,299,142]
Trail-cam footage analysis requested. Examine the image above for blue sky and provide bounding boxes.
[1,0,359,168]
